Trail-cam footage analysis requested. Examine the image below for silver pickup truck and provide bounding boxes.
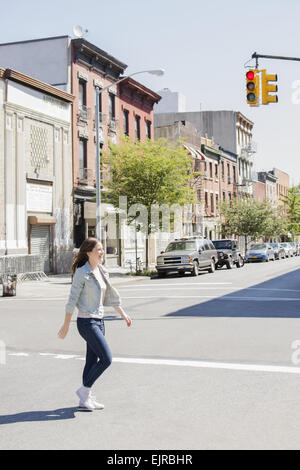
[156,238,218,277]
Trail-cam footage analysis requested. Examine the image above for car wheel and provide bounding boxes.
[157,272,167,278]
[236,256,244,268]
[208,260,215,273]
[178,272,185,277]
[191,261,199,277]
[226,257,234,269]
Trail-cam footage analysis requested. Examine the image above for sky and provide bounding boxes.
[1,0,300,184]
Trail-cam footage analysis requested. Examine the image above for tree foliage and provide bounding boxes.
[103,136,199,232]
[280,185,300,236]
[219,198,287,246]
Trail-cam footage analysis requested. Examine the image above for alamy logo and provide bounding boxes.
[291,340,300,365]
[0,340,6,365]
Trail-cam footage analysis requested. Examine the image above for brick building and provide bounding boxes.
[0,36,161,268]
[154,120,238,244]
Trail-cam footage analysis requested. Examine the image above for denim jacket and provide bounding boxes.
[65,261,121,316]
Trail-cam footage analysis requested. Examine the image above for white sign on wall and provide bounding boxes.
[7,82,71,123]
[26,183,53,213]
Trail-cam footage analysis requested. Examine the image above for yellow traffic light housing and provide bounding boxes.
[261,69,278,105]
[246,69,260,106]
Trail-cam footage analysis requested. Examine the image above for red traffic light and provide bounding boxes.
[246,71,255,80]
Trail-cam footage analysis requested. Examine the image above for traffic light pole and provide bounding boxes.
[252,52,300,63]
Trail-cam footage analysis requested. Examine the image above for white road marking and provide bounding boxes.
[0,297,68,301]
[8,350,300,375]
[112,356,300,375]
[118,282,233,288]
[119,286,300,293]
[8,352,29,357]
[122,295,300,301]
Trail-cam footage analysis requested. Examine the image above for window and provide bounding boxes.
[205,192,208,209]
[210,193,214,213]
[221,161,225,179]
[79,139,87,172]
[223,191,226,202]
[209,162,213,178]
[197,189,201,201]
[123,109,129,136]
[146,120,151,139]
[216,193,219,210]
[233,166,236,183]
[97,89,102,113]
[204,241,210,250]
[215,163,218,178]
[78,80,86,107]
[109,94,115,120]
[227,163,230,183]
[135,115,141,140]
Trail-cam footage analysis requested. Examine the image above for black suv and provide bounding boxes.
[212,239,244,269]
[156,237,218,277]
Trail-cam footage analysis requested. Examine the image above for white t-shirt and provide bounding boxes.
[77,267,107,319]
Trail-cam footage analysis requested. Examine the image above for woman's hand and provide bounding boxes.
[113,306,132,327]
[58,323,69,339]
[123,314,132,327]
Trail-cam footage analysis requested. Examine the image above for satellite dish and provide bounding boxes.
[73,25,88,38]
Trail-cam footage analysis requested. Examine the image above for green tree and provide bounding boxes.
[103,136,199,267]
[262,207,288,240]
[280,185,300,239]
[219,198,275,251]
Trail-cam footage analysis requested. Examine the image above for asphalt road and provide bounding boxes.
[1,256,300,450]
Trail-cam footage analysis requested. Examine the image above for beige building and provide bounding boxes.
[270,168,290,212]
[0,68,74,273]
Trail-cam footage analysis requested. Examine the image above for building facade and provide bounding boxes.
[154,110,254,197]
[0,36,161,268]
[154,88,186,114]
[154,120,238,248]
[257,171,278,206]
[270,168,290,212]
[0,68,74,273]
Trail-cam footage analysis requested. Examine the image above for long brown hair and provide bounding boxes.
[71,238,100,275]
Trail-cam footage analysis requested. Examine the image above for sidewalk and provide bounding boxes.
[0,267,152,299]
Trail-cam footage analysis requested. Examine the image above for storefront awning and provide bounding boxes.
[183,144,207,161]
[28,216,57,225]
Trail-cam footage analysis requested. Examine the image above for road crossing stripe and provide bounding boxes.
[121,296,300,301]
[112,357,300,375]
[6,351,300,375]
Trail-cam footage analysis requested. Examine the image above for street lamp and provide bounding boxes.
[95,69,165,242]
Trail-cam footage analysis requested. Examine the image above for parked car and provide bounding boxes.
[212,239,244,269]
[246,243,276,262]
[156,237,218,277]
[280,242,293,258]
[270,243,285,260]
[287,242,298,256]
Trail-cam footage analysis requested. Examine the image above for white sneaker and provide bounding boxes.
[76,386,95,411]
[90,393,105,410]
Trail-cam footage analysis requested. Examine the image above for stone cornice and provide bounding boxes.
[119,77,161,104]
[4,68,74,103]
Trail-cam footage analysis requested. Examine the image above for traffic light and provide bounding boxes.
[246,70,260,106]
[261,69,278,105]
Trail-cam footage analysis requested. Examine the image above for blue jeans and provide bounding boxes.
[77,318,112,388]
